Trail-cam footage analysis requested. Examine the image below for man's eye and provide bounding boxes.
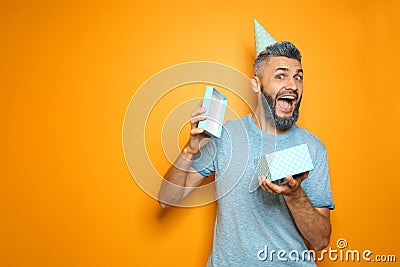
[294,75,303,81]
[276,74,285,80]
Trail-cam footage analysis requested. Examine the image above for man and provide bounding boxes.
[158,41,334,266]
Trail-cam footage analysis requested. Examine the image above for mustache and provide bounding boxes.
[276,90,299,99]
[259,85,299,100]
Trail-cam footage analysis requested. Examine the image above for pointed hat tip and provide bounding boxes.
[253,19,277,56]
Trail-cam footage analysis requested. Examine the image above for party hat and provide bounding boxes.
[254,19,277,56]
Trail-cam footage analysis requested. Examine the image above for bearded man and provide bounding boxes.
[158,41,334,266]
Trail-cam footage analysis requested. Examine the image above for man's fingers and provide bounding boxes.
[266,179,282,194]
[259,177,282,194]
[258,176,272,193]
[261,184,272,193]
[286,175,297,187]
[300,171,309,181]
[190,127,205,135]
[191,106,206,118]
[260,175,306,195]
[292,171,309,183]
[190,101,207,130]
[190,115,206,125]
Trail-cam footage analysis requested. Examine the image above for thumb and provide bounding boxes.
[286,175,297,187]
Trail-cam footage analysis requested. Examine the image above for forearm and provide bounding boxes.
[158,148,194,207]
[284,188,331,250]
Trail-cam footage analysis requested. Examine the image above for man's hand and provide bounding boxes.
[158,101,210,208]
[183,101,209,157]
[258,172,309,196]
[258,171,331,250]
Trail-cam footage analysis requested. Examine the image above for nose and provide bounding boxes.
[285,76,298,91]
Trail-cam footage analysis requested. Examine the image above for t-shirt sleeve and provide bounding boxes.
[302,146,335,210]
[191,138,217,177]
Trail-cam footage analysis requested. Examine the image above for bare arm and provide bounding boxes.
[284,185,331,251]
[157,103,208,208]
[259,174,331,250]
[158,153,206,208]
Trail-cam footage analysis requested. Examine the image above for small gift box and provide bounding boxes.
[198,86,228,138]
[254,144,314,184]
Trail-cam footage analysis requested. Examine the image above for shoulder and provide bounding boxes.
[213,115,252,148]
[293,124,326,151]
[292,125,327,164]
[220,114,252,137]
[224,114,252,128]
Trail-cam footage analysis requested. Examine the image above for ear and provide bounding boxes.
[250,76,261,93]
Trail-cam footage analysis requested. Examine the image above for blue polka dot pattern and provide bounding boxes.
[254,144,314,181]
[254,18,277,56]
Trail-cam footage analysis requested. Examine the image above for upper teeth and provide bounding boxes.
[280,96,295,100]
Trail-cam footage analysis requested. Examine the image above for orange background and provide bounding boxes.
[1,0,400,266]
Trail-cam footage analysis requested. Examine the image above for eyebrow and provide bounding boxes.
[275,67,303,74]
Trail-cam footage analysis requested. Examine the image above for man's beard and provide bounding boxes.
[261,91,302,130]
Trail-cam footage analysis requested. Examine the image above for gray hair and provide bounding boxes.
[254,41,302,78]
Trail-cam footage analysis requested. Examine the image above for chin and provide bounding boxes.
[276,113,294,119]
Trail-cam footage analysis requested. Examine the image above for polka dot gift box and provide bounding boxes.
[254,144,314,184]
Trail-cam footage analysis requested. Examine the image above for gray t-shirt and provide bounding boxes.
[192,114,334,266]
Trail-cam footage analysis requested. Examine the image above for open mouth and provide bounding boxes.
[276,95,297,113]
